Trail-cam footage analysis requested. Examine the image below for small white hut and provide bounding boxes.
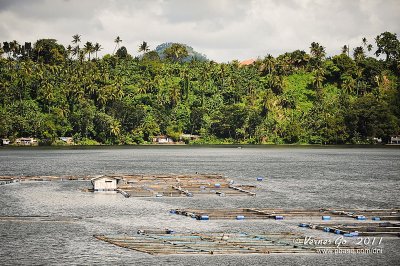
[91,175,121,191]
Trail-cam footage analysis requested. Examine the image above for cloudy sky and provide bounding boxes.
[0,0,399,62]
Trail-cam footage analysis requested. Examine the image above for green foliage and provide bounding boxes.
[1,32,399,145]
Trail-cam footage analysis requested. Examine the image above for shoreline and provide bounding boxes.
[1,143,399,150]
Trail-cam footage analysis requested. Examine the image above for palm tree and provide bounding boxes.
[72,34,81,60]
[362,37,367,47]
[10,40,20,58]
[72,34,81,44]
[113,36,122,54]
[310,42,326,59]
[312,68,326,91]
[260,54,275,75]
[2,42,10,58]
[93,43,102,59]
[138,41,150,54]
[110,120,121,136]
[72,46,80,60]
[341,45,349,56]
[83,41,94,61]
[353,46,365,61]
[341,76,356,94]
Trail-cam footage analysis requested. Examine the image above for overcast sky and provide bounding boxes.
[0,0,399,62]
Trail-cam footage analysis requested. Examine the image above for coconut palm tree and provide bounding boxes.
[138,41,150,54]
[310,42,326,59]
[312,67,326,91]
[83,41,94,61]
[110,120,121,136]
[341,45,349,56]
[71,34,81,60]
[113,36,122,55]
[72,34,81,44]
[353,46,365,61]
[259,54,275,75]
[341,76,356,94]
[93,43,102,60]
[362,37,367,47]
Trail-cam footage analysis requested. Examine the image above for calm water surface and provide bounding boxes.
[0,146,399,265]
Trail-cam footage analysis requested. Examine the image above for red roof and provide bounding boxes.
[240,58,256,66]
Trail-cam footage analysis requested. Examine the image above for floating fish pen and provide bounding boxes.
[94,231,360,255]
[301,222,400,237]
[0,215,83,223]
[171,208,400,221]
[0,177,15,185]
[113,174,256,197]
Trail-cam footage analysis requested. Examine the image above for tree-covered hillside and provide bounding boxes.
[0,32,399,145]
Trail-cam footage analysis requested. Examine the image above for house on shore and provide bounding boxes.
[0,139,10,146]
[91,175,122,191]
[390,136,400,144]
[15,138,38,146]
[59,137,74,145]
[152,135,174,144]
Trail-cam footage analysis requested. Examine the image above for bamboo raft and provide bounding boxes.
[171,208,400,221]
[115,174,256,197]
[302,222,400,237]
[94,231,361,255]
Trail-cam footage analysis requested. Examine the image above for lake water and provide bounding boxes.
[0,146,399,265]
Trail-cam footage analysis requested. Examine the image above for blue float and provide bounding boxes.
[335,229,342,234]
[356,215,367,220]
[372,217,380,221]
[199,215,209,220]
[323,227,331,232]
[275,215,284,220]
[236,215,245,220]
[257,177,263,181]
[350,231,359,236]
[214,183,221,188]
[299,223,308,227]
[322,215,331,220]
[343,233,353,237]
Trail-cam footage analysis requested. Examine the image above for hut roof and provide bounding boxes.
[90,175,122,181]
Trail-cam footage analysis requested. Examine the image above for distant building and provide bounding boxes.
[152,135,174,144]
[59,137,74,145]
[91,176,121,191]
[15,138,38,146]
[240,58,256,66]
[0,139,10,146]
[390,136,400,144]
[372,137,382,143]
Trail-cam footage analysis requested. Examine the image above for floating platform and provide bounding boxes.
[94,231,360,255]
[303,222,400,237]
[114,174,256,197]
[171,208,400,221]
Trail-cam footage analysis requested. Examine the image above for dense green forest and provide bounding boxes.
[0,32,399,145]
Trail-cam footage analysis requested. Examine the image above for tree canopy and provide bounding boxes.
[0,32,399,145]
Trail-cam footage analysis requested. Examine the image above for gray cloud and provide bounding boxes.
[0,0,399,62]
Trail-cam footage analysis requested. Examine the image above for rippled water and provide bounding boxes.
[0,146,399,265]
